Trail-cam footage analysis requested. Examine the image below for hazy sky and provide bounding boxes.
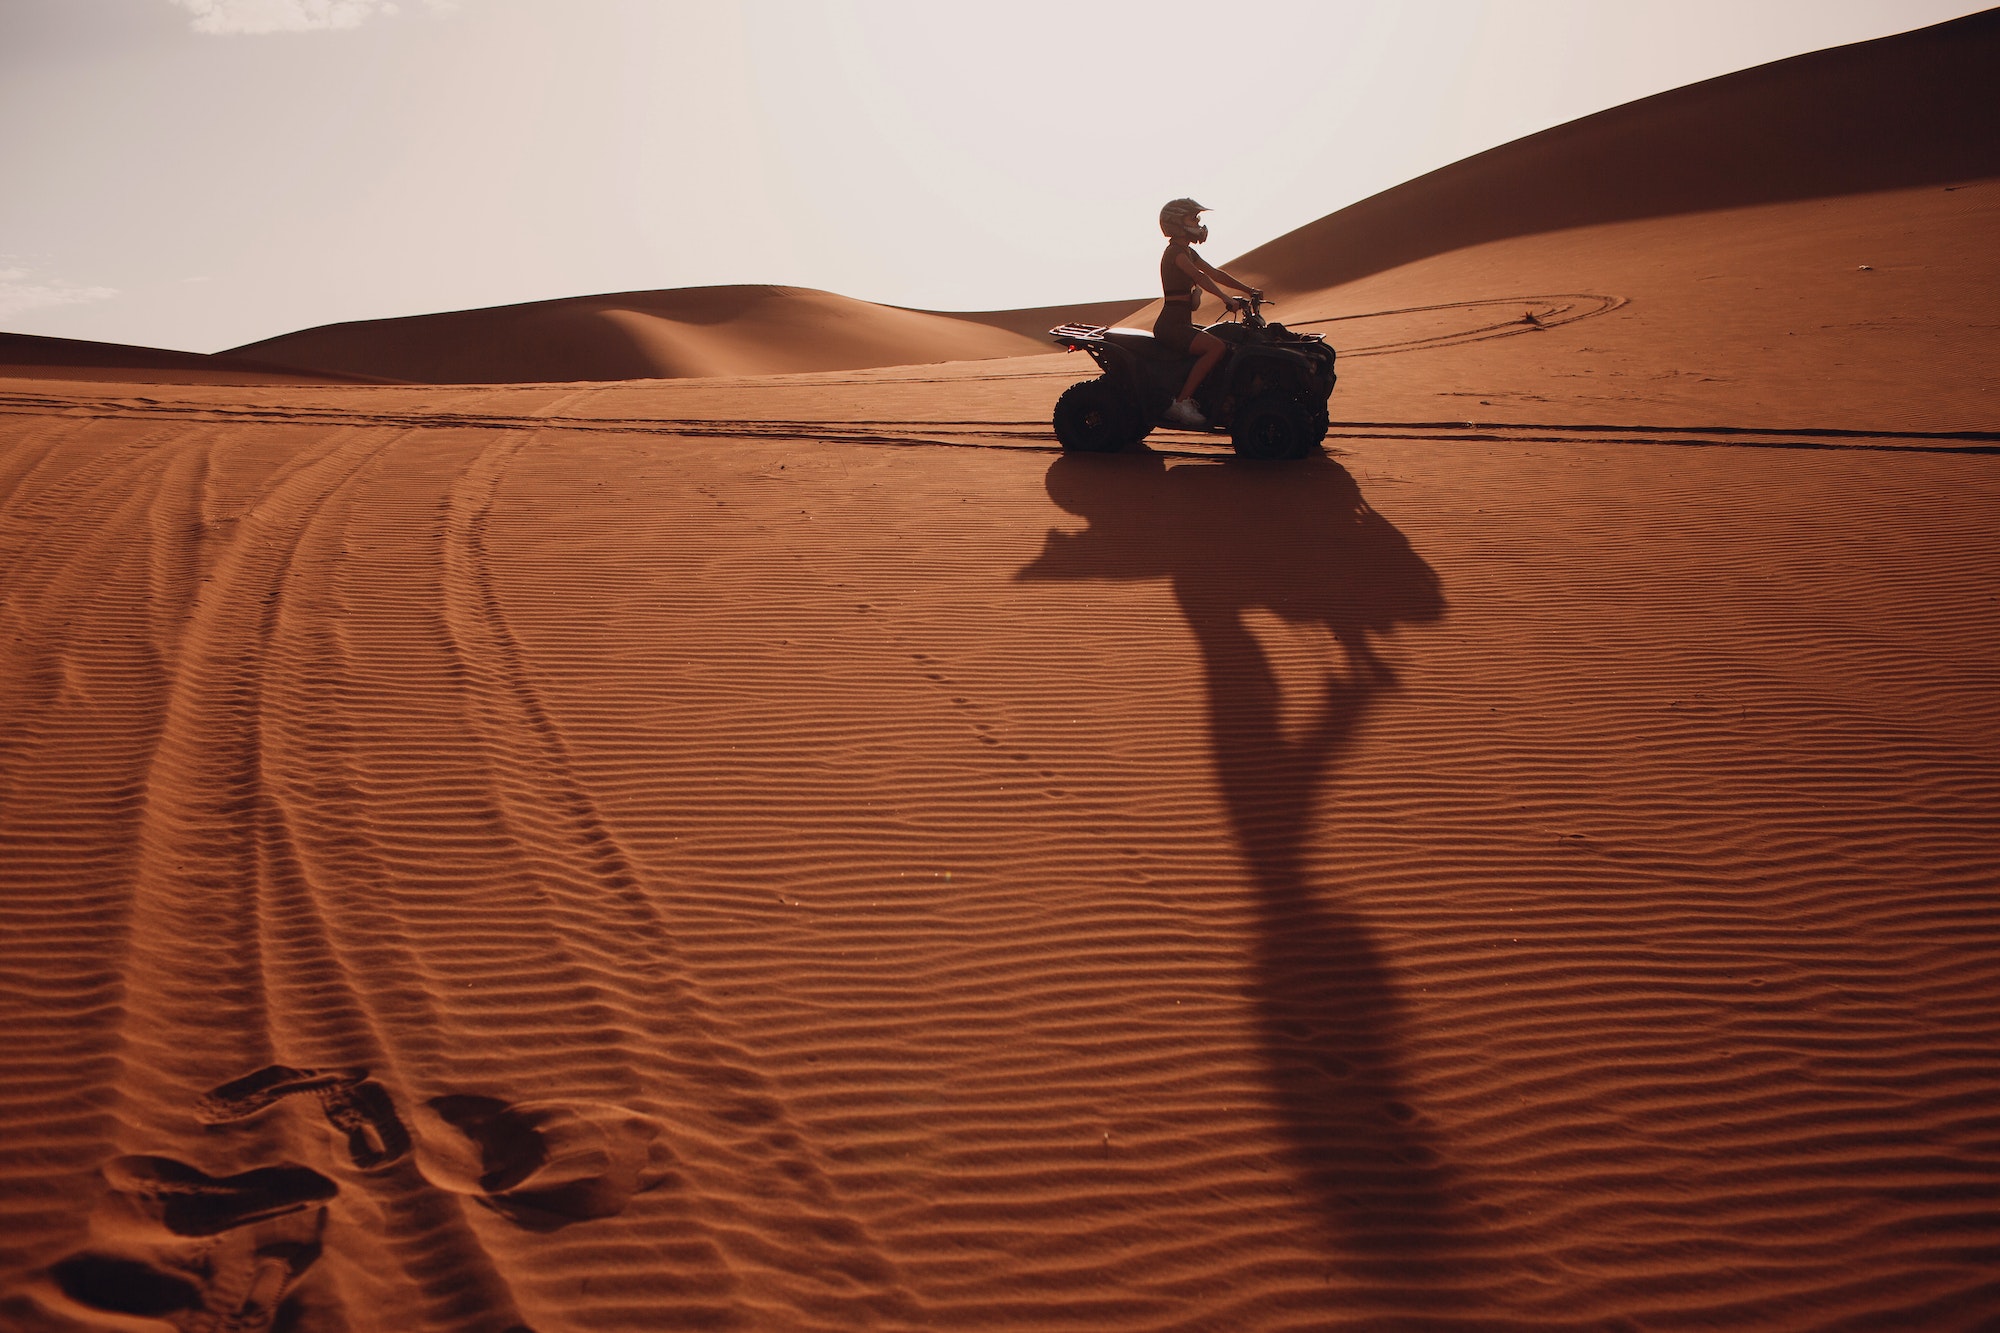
[2,0,1988,352]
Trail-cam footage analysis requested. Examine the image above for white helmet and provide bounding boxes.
[1159,197,1209,243]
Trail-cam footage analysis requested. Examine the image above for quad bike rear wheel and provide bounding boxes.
[1054,378,1142,453]
[1231,391,1320,460]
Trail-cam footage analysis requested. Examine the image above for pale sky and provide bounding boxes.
[1,0,1988,353]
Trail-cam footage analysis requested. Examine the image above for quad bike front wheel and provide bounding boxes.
[1053,378,1142,453]
[1308,401,1331,445]
[1231,391,1320,460]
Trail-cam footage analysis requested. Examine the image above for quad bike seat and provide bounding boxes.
[1099,327,1160,351]
[1048,324,1173,355]
[1102,328,1195,367]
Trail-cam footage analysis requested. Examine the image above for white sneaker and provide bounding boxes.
[1165,398,1207,429]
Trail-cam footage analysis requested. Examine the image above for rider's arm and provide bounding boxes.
[1168,254,1232,308]
[1184,250,1260,296]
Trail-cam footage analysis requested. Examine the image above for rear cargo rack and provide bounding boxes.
[1047,322,1109,343]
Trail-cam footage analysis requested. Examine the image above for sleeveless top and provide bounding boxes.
[1154,242,1199,353]
[1160,242,1197,305]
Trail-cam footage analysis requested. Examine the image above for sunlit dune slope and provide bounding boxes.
[1225,8,2000,301]
[226,285,1145,384]
[0,331,398,385]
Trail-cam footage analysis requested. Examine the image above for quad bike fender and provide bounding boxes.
[1227,347,1334,405]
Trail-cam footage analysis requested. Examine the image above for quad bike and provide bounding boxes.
[1046,294,1336,459]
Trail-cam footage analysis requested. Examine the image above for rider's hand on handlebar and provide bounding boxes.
[1225,295,1248,314]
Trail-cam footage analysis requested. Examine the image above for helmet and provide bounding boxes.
[1159,197,1209,243]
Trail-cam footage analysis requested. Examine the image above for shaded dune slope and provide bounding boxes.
[0,332,398,386]
[227,286,1143,385]
[1226,8,2000,298]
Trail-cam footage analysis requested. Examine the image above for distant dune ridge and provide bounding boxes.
[0,330,396,385]
[223,286,1149,384]
[2,11,1998,1333]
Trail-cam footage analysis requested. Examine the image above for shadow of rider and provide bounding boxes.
[1017,450,1469,1285]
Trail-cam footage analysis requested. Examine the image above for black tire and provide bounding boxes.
[1053,378,1140,453]
[1231,392,1319,460]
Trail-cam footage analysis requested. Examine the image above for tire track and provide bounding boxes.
[6,387,1992,456]
[429,430,918,1328]
[1290,292,1627,355]
[0,419,209,1319]
[250,424,538,1333]
[83,420,538,1333]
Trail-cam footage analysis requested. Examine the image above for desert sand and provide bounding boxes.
[2,11,1997,1332]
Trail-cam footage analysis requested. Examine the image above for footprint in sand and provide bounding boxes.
[49,1156,332,1332]
[412,1094,675,1231]
[49,1251,203,1322]
[101,1154,337,1237]
[49,1072,653,1327]
[198,1063,413,1170]
[196,1065,668,1229]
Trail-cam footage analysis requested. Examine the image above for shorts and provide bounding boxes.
[1152,308,1197,355]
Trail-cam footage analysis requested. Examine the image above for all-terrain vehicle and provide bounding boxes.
[1047,294,1336,459]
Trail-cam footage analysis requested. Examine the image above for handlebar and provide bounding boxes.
[1231,291,1272,326]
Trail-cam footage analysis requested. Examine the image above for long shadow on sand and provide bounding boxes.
[1018,450,1465,1285]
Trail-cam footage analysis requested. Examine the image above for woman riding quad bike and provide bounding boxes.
[1154,198,1261,428]
[1046,199,1337,460]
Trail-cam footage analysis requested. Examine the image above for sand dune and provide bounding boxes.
[1226,7,2000,302]
[226,286,1147,385]
[0,331,398,386]
[2,10,1997,1333]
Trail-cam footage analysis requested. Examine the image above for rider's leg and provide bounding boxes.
[1166,330,1225,427]
[1176,330,1225,401]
